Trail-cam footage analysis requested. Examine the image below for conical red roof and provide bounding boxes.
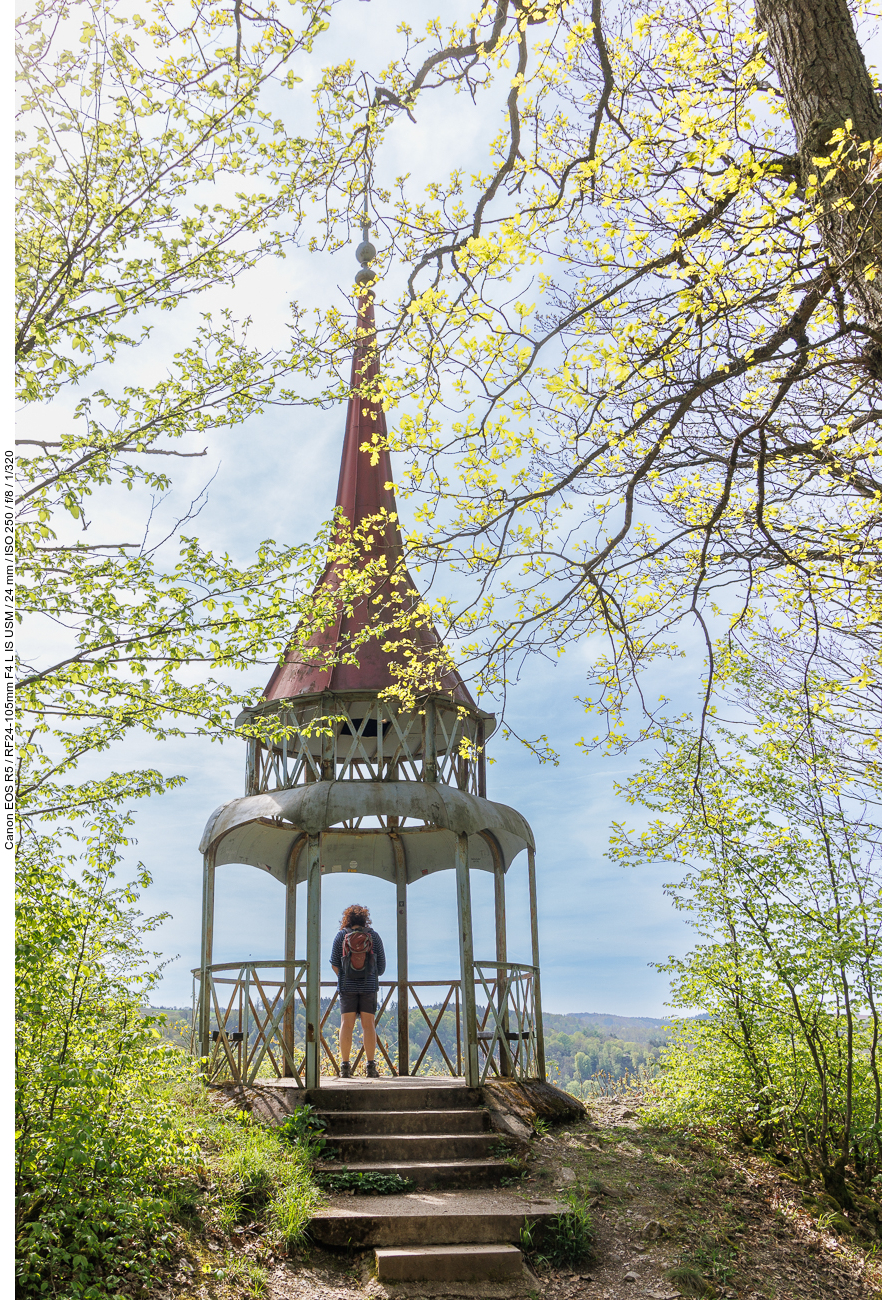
[263,293,475,706]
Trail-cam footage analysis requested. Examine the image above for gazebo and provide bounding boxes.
[193,237,545,1089]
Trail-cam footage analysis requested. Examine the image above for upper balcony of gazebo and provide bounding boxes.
[239,689,495,797]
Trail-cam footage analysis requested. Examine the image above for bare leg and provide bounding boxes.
[361,1012,377,1061]
[340,1011,357,1061]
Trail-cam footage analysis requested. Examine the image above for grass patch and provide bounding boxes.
[521,1192,595,1269]
[663,1264,714,1295]
[687,1231,738,1286]
[197,1097,320,1248]
[221,1254,270,1298]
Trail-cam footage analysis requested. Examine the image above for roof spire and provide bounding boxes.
[262,227,475,706]
[332,231,396,542]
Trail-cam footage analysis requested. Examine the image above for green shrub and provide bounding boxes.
[15,814,321,1297]
[15,819,200,1297]
[612,672,882,1206]
[278,1104,329,1157]
[315,1169,414,1195]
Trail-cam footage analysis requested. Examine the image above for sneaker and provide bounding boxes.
[340,1061,352,1079]
[366,1060,380,1079]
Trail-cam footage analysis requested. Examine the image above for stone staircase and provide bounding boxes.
[305,1077,565,1285]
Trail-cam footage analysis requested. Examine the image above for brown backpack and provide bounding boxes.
[341,927,374,979]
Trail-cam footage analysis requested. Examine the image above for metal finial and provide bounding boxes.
[355,176,377,289]
[355,221,377,285]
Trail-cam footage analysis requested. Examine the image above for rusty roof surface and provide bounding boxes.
[263,293,475,706]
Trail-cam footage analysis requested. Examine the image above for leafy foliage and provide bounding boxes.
[16,0,335,402]
[282,0,882,752]
[15,806,197,1296]
[15,0,411,839]
[14,808,321,1295]
[14,6,346,1291]
[21,0,882,760]
[612,652,882,1212]
[277,1105,329,1158]
[314,1168,414,1195]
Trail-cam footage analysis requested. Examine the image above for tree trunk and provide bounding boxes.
[755,0,882,337]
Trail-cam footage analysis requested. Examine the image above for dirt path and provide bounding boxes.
[559,1097,878,1299]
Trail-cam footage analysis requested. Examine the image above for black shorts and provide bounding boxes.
[339,989,377,1016]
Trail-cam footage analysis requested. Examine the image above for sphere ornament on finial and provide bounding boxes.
[355,219,377,285]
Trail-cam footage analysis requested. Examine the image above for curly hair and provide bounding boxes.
[340,904,371,930]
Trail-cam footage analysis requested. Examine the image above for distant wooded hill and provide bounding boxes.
[540,1011,674,1094]
[542,1011,674,1044]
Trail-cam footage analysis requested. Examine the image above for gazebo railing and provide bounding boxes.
[318,981,398,1076]
[406,979,463,1077]
[317,980,463,1078]
[245,693,487,796]
[192,960,307,1085]
[473,961,539,1083]
[192,962,537,1085]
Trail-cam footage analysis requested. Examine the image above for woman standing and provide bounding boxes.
[329,904,386,1078]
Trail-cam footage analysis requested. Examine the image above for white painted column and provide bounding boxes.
[305,833,322,1089]
[455,832,479,1087]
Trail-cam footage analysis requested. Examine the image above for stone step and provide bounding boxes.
[303,1081,482,1112]
[375,1244,523,1283]
[329,1132,500,1162]
[318,1108,490,1136]
[326,1158,510,1188]
[310,1189,567,1247]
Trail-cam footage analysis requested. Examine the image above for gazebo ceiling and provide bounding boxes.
[199,780,534,885]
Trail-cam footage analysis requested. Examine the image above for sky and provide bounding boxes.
[16,0,720,1019]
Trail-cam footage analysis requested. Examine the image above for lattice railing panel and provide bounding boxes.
[473,961,539,1083]
[192,969,471,1082]
[192,960,307,1085]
